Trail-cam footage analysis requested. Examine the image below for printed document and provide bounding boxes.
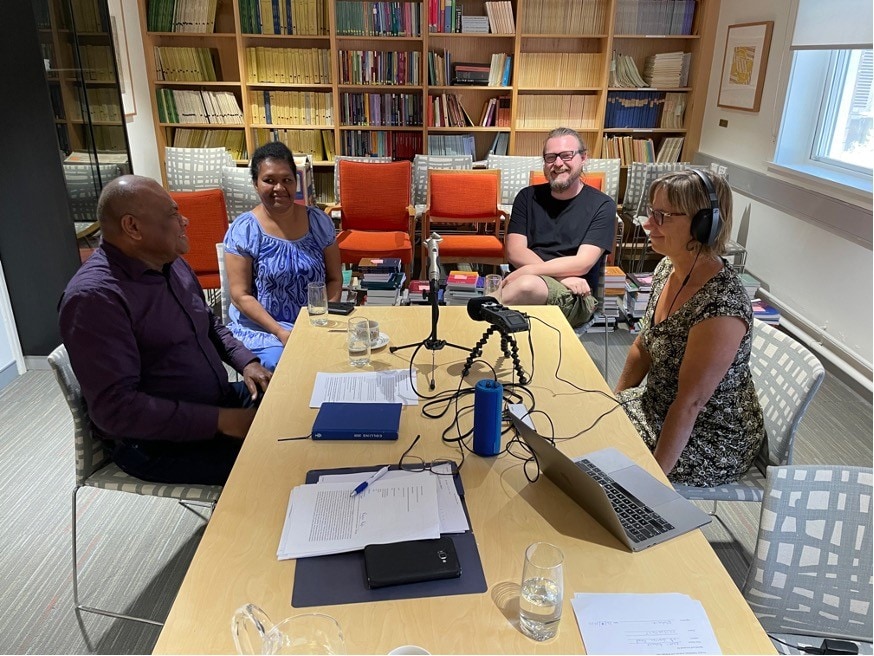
[309,369,418,407]
[572,592,722,654]
[277,471,440,559]
[318,463,469,534]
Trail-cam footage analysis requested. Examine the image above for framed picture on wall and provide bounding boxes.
[717,21,774,112]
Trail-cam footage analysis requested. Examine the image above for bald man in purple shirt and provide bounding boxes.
[59,175,273,485]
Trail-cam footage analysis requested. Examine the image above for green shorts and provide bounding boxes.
[542,276,599,328]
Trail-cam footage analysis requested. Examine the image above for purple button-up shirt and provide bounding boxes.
[59,242,257,443]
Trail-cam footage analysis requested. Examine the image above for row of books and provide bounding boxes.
[172,128,246,160]
[654,136,685,163]
[480,96,511,127]
[516,54,601,88]
[488,132,510,156]
[520,0,609,35]
[342,130,422,159]
[67,45,115,82]
[156,89,244,125]
[336,1,422,37]
[428,94,472,128]
[254,128,334,160]
[148,0,219,33]
[605,91,683,129]
[250,91,333,125]
[487,54,513,87]
[516,95,599,130]
[245,47,331,84]
[484,1,516,34]
[154,47,217,82]
[339,92,423,127]
[659,93,687,129]
[68,0,107,32]
[427,50,451,86]
[601,136,684,166]
[69,89,122,123]
[427,134,475,157]
[610,52,647,88]
[426,0,462,33]
[338,50,422,86]
[614,0,696,36]
[239,0,327,35]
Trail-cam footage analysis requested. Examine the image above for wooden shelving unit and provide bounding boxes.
[138,0,720,198]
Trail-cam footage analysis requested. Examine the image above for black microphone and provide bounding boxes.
[467,297,530,333]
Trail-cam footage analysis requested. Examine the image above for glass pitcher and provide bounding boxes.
[232,603,346,655]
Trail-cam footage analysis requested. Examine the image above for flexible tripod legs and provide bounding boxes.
[461,325,529,384]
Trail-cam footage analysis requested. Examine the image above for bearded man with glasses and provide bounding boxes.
[500,127,616,328]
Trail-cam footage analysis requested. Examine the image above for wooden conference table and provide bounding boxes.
[153,305,773,654]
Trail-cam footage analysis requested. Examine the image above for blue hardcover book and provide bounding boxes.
[311,403,402,440]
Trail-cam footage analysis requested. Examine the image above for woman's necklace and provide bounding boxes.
[662,248,702,321]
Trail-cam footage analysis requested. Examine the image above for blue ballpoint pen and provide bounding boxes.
[350,465,390,497]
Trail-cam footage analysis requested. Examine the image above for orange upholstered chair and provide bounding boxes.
[331,160,416,277]
[528,170,606,191]
[420,169,506,277]
[169,189,229,290]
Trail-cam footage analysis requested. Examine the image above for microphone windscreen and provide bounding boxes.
[467,295,492,321]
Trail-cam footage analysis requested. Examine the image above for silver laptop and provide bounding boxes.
[509,406,711,552]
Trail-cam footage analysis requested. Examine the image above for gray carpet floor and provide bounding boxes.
[1,330,870,654]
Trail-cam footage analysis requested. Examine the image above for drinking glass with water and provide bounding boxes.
[347,317,371,367]
[519,541,564,641]
[308,282,328,326]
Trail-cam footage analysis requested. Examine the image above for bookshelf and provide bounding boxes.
[37,0,130,155]
[138,0,720,199]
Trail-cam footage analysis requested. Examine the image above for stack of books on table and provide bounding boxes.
[739,271,760,300]
[623,272,653,333]
[444,270,482,305]
[751,299,780,326]
[360,257,405,306]
[404,279,433,305]
[601,265,626,325]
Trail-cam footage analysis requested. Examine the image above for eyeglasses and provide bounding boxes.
[397,434,456,476]
[646,206,687,226]
[542,150,582,164]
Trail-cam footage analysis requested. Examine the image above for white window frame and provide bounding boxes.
[772,48,873,195]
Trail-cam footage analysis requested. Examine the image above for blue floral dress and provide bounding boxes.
[223,206,335,353]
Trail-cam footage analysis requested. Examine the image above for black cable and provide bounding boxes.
[767,634,821,654]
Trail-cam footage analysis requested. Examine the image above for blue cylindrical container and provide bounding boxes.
[473,379,503,457]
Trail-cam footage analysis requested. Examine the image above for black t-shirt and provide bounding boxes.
[507,183,617,290]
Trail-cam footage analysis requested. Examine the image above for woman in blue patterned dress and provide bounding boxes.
[223,142,342,370]
[614,171,764,486]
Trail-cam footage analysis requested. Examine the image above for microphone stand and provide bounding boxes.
[390,232,471,390]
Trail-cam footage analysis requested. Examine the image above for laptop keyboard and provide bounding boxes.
[576,458,675,543]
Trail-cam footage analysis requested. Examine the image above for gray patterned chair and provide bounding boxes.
[48,345,222,626]
[221,165,258,221]
[583,157,621,202]
[485,154,544,215]
[165,146,235,191]
[215,242,231,324]
[412,153,473,210]
[742,465,873,654]
[672,321,826,520]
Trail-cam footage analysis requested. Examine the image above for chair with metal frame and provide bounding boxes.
[165,146,235,191]
[672,320,826,540]
[48,344,222,626]
[742,465,872,654]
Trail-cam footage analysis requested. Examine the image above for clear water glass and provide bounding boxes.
[308,282,328,326]
[483,274,503,303]
[347,317,371,367]
[519,542,564,641]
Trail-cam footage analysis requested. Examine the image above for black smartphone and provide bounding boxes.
[327,302,355,315]
[364,537,461,588]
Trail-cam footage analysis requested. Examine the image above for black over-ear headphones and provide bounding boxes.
[688,169,722,246]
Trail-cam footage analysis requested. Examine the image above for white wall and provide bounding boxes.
[120,0,161,181]
[699,0,873,367]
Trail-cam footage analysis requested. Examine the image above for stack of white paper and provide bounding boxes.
[309,369,418,407]
[572,592,722,654]
[277,472,441,560]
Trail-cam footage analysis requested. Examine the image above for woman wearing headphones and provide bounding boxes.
[614,170,764,486]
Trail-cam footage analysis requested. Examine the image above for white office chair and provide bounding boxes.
[49,345,222,626]
[743,465,872,654]
[672,321,826,536]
